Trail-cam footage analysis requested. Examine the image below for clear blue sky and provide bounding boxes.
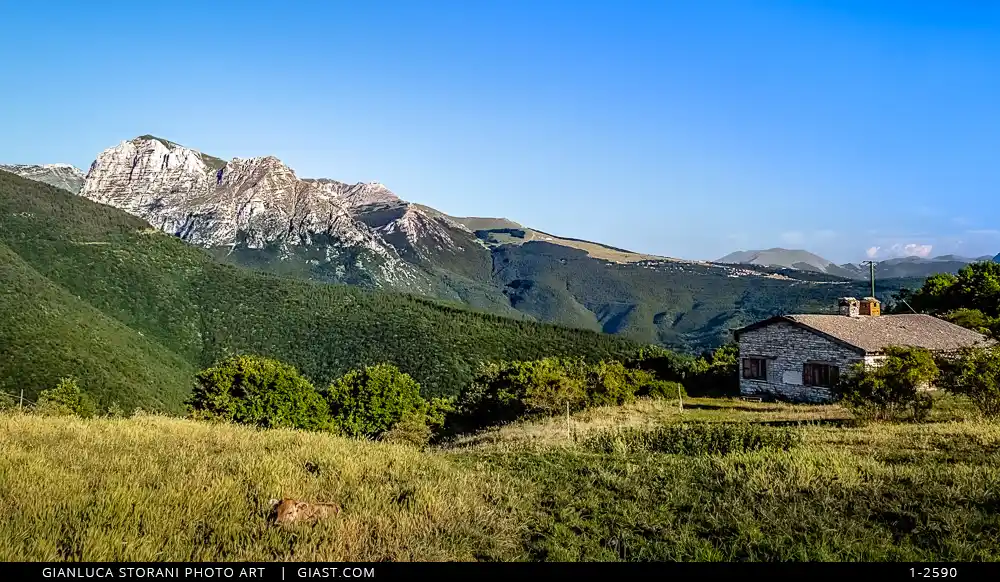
[2,0,998,263]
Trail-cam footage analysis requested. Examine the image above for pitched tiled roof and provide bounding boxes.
[737,314,992,354]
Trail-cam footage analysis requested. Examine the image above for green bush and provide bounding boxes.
[586,422,801,456]
[381,411,434,449]
[625,345,696,383]
[941,346,1000,417]
[0,391,16,412]
[325,363,424,438]
[454,358,589,431]
[424,396,456,434]
[187,355,329,431]
[36,377,97,418]
[105,401,125,418]
[455,357,695,433]
[586,360,639,407]
[638,380,686,400]
[684,343,739,396]
[836,346,939,422]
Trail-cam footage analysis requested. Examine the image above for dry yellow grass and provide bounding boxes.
[0,412,527,562]
[445,396,850,451]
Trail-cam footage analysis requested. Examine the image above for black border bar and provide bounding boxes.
[3,562,997,581]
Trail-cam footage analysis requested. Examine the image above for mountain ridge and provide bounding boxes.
[1,136,939,352]
[719,247,996,281]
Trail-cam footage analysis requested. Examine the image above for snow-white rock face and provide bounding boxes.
[77,136,476,289]
[0,163,87,194]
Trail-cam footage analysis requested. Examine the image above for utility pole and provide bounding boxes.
[862,260,877,297]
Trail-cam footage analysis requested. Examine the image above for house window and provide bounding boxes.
[803,363,840,387]
[742,358,767,380]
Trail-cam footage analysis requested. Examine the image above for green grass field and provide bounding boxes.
[3,393,999,562]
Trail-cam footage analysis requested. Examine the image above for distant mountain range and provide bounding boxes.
[0,136,938,352]
[718,248,997,281]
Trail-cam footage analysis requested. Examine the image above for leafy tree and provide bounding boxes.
[891,262,1000,323]
[836,346,939,422]
[187,355,329,431]
[940,346,1000,417]
[325,364,424,438]
[684,343,739,396]
[625,345,696,383]
[941,309,1000,339]
[36,377,97,418]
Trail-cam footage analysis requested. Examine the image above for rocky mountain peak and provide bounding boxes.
[70,135,486,291]
[0,163,87,194]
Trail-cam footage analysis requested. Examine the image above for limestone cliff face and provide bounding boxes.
[77,136,481,290]
[0,163,86,194]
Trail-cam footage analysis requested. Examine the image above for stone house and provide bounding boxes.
[733,297,991,403]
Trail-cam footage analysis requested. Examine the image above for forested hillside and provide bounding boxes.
[491,242,922,350]
[0,171,640,410]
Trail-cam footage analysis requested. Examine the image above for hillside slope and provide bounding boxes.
[494,242,920,350]
[0,170,641,409]
[0,241,196,410]
[9,136,935,354]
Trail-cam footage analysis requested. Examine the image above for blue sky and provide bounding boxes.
[2,0,998,263]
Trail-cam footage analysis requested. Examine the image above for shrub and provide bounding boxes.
[424,396,456,434]
[187,355,329,431]
[625,345,695,382]
[381,396,456,448]
[638,380,686,400]
[941,346,1000,417]
[381,411,434,449]
[105,401,125,418]
[325,363,424,438]
[454,358,588,431]
[586,360,639,407]
[586,422,801,456]
[684,343,739,396]
[836,346,939,422]
[0,391,16,412]
[36,377,97,418]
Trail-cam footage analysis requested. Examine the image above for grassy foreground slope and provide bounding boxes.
[0,413,524,561]
[3,395,999,562]
[0,170,640,407]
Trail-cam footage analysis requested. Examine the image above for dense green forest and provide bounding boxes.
[491,242,923,350]
[0,171,640,410]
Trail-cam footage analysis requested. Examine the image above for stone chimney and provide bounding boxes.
[838,297,860,317]
[859,297,881,317]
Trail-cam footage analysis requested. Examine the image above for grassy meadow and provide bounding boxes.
[2,393,1000,562]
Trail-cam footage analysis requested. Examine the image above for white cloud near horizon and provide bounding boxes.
[865,243,934,259]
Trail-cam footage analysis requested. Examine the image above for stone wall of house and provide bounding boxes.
[738,321,864,403]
